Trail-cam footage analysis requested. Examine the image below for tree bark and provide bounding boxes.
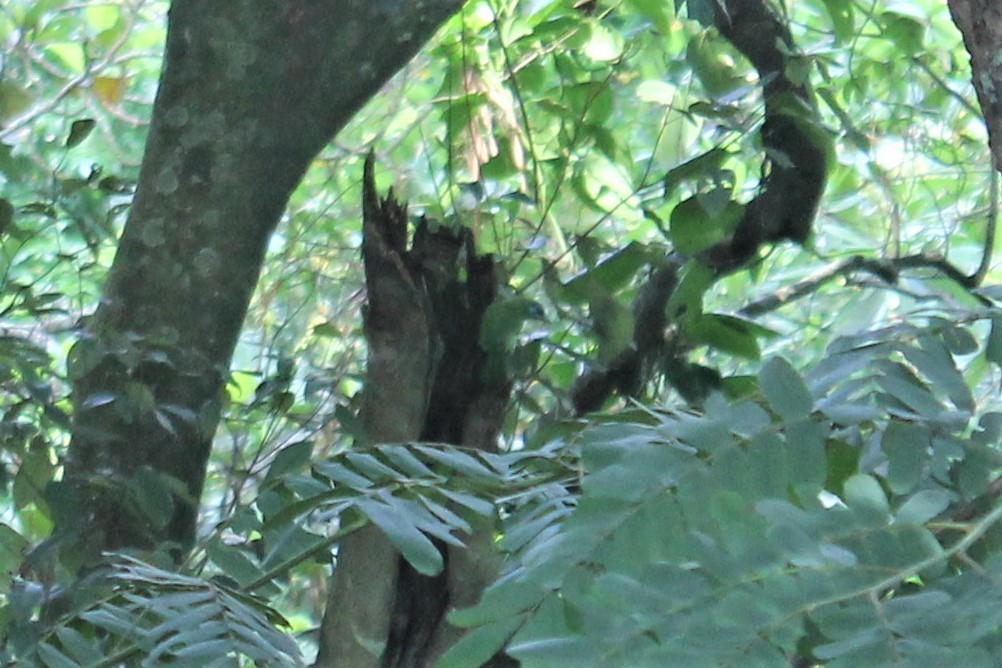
[52,0,464,566]
[316,157,511,667]
[948,0,1002,171]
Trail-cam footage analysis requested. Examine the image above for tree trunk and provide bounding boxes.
[51,0,463,567]
[316,157,512,667]
[948,0,1002,171]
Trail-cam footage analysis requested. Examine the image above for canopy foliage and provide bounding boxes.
[2,0,1002,665]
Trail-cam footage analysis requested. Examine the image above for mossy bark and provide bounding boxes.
[55,0,463,565]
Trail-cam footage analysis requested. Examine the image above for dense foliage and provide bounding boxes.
[2,0,1002,665]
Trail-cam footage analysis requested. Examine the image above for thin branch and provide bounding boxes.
[739,253,993,318]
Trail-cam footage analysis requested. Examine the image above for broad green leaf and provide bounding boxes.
[440,488,495,517]
[264,440,312,483]
[896,489,951,525]
[786,420,826,503]
[686,30,744,97]
[759,357,812,420]
[689,313,761,360]
[669,193,742,254]
[206,540,263,588]
[43,42,85,73]
[681,0,716,27]
[128,468,175,530]
[881,421,929,495]
[345,451,400,482]
[378,444,437,478]
[842,474,890,522]
[938,321,978,355]
[880,11,925,55]
[823,0,855,43]
[13,443,55,510]
[0,524,28,581]
[314,461,374,490]
[563,242,652,300]
[507,635,595,665]
[665,261,713,323]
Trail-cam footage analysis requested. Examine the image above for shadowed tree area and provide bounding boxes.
[3,0,1002,666]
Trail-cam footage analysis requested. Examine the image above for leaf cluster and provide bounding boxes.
[444,315,1002,667]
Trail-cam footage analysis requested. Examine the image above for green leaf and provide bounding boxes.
[686,30,744,97]
[842,474,890,521]
[564,242,652,300]
[65,118,96,148]
[206,539,263,588]
[54,626,104,665]
[881,421,929,495]
[625,0,673,32]
[663,148,728,198]
[880,11,925,56]
[35,643,78,668]
[986,316,1002,368]
[312,321,339,337]
[264,440,313,483]
[0,81,33,123]
[581,22,624,63]
[759,357,812,420]
[415,445,499,478]
[823,0,854,43]
[13,442,55,510]
[436,616,524,668]
[665,261,714,322]
[786,420,826,503]
[129,467,175,530]
[896,489,951,525]
[901,336,973,412]
[356,496,443,576]
[689,313,761,360]
[480,297,545,352]
[669,193,742,254]
[938,321,978,355]
[449,581,543,627]
[874,360,943,418]
[0,524,28,582]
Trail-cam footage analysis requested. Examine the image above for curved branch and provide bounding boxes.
[701,0,830,272]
